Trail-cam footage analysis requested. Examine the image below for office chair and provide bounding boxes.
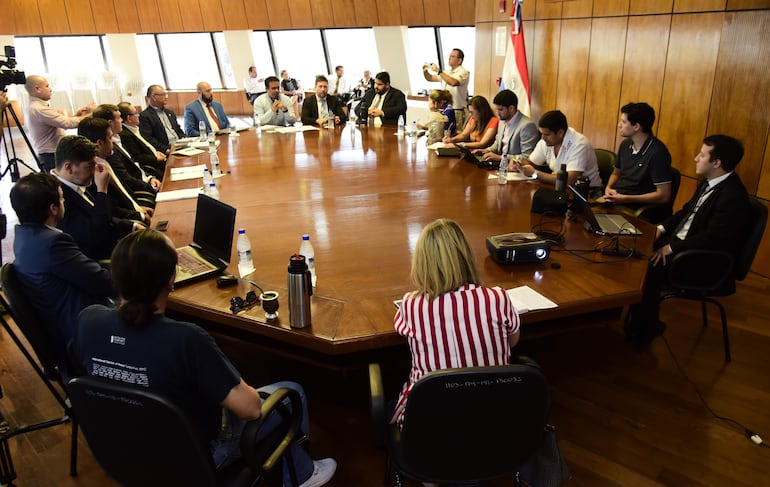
[67,376,304,487]
[370,360,550,486]
[0,263,78,482]
[616,167,682,223]
[660,196,768,362]
[594,148,616,191]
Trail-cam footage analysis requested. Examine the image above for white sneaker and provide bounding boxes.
[296,458,337,487]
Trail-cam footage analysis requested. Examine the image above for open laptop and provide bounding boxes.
[454,143,497,170]
[569,185,642,236]
[174,194,237,287]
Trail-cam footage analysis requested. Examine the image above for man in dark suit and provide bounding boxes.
[301,75,347,126]
[139,84,185,154]
[183,81,230,137]
[354,71,407,126]
[473,90,540,162]
[118,102,167,178]
[10,172,116,370]
[626,134,750,345]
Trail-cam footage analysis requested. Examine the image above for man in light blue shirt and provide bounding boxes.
[253,76,296,127]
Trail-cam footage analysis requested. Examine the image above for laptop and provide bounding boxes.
[454,143,497,170]
[568,185,642,236]
[174,194,237,287]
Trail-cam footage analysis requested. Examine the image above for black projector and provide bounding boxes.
[485,232,551,264]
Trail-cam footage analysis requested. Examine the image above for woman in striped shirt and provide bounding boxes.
[390,218,520,430]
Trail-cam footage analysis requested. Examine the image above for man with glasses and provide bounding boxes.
[117,101,167,177]
[253,76,296,127]
[183,81,231,137]
[473,90,539,162]
[423,49,470,129]
[139,85,185,154]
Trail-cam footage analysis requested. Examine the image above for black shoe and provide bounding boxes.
[634,320,666,346]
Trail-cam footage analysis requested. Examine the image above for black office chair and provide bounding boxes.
[67,375,304,487]
[594,148,616,191]
[370,360,550,486]
[660,196,768,362]
[0,263,78,481]
[616,167,682,223]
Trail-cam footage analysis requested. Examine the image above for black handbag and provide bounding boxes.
[519,424,571,487]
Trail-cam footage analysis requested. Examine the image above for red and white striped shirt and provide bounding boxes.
[390,284,519,427]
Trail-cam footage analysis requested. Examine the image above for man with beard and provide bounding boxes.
[183,81,231,137]
[354,72,407,126]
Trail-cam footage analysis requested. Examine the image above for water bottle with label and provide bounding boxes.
[210,152,221,177]
[198,120,206,141]
[298,234,317,287]
[236,228,255,278]
[208,183,219,200]
[410,121,418,143]
[202,167,213,189]
[397,116,405,136]
[207,129,215,146]
[498,152,509,185]
[254,113,262,133]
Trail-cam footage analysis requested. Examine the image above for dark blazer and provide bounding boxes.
[109,145,155,194]
[12,223,115,366]
[120,127,164,177]
[139,106,185,153]
[183,100,230,136]
[58,184,133,260]
[355,87,407,125]
[660,172,749,255]
[301,94,348,126]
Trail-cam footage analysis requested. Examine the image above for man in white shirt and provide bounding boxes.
[253,76,297,127]
[24,75,96,172]
[328,65,348,99]
[423,49,470,129]
[244,66,265,105]
[517,110,602,191]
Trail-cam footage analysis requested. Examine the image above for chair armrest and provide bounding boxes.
[240,387,303,474]
[369,363,386,448]
[667,249,734,292]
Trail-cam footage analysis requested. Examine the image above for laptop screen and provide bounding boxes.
[193,194,237,265]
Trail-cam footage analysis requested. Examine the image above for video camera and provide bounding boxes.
[0,46,26,91]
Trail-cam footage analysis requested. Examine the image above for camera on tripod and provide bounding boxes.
[0,45,26,91]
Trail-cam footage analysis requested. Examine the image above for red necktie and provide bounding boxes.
[207,103,222,130]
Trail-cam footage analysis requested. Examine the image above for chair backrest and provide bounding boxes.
[735,196,768,281]
[668,167,682,210]
[398,363,549,483]
[1,263,62,379]
[594,148,616,189]
[67,375,220,487]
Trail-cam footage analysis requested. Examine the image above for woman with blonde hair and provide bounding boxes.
[390,219,520,431]
[442,95,499,149]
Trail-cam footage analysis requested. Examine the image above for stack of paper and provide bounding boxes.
[505,286,558,315]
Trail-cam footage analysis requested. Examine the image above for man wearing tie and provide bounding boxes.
[183,81,230,137]
[355,72,407,126]
[473,90,539,162]
[328,66,348,100]
[139,85,185,154]
[253,76,297,127]
[301,76,347,126]
[117,102,167,178]
[625,135,750,345]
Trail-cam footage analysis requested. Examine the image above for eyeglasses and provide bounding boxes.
[230,290,259,314]
[152,93,168,98]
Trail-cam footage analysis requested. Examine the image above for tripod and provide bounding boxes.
[1,103,40,182]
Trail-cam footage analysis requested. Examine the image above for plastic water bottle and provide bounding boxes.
[211,152,221,177]
[208,183,219,200]
[207,129,215,145]
[555,163,568,192]
[410,121,418,143]
[198,121,206,141]
[498,152,509,185]
[254,113,262,133]
[202,167,213,189]
[298,234,317,287]
[237,228,255,278]
[397,115,405,136]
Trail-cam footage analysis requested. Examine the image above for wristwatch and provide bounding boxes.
[532,171,538,180]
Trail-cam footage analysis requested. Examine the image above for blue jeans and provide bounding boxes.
[210,381,314,484]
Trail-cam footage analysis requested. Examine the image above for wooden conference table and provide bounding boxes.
[157,125,654,359]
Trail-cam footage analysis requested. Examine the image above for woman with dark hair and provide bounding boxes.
[390,219,520,432]
[442,95,499,149]
[74,229,337,487]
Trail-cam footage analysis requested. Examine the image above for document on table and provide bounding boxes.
[487,172,537,182]
[272,125,321,133]
[505,285,558,315]
[170,164,205,181]
[156,187,203,202]
[171,146,205,157]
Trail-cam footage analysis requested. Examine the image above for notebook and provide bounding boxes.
[569,185,642,236]
[454,143,497,170]
[174,194,237,287]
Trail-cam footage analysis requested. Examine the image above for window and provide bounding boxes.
[271,30,327,91]
[247,31,277,85]
[213,32,235,88]
[156,33,221,90]
[12,37,46,77]
[324,29,380,91]
[439,27,475,96]
[42,36,106,87]
[406,28,439,96]
[136,35,164,90]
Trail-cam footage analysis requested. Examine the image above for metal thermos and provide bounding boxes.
[287,254,313,329]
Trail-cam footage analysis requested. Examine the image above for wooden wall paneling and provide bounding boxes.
[488,20,508,98]
[376,1,402,25]
[656,13,723,177]
[330,0,358,27]
[113,0,141,34]
[759,127,770,199]
[38,0,70,34]
[89,0,119,33]
[311,0,336,28]
[265,1,293,29]
[400,0,426,25]
[156,0,183,32]
[529,19,560,118]
[287,0,314,29]
[535,0,562,19]
[219,0,249,31]
[523,18,535,100]
[727,0,770,9]
[244,0,271,30]
[593,0,630,17]
[520,0,536,21]
[424,0,452,26]
[198,0,227,32]
[707,10,770,196]
[630,0,673,14]
[9,0,43,35]
[554,18,590,132]
[176,0,206,32]
[472,21,495,99]
[562,0,593,19]
[474,0,492,22]
[448,0,475,25]
[474,0,511,22]
[674,0,726,12]
[354,0,380,27]
[0,0,17,34]
[65,0,96,34]
[582,16,626,152]
[618,15,671,136]
[216,90,246,115]
[135,0,164,33]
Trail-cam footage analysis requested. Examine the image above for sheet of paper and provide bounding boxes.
[487,172,537,182]
[427,142,454,150]
[273,125,321,133]
[171,147,205,157]
[505,285,558,315]
[156,187,202,202]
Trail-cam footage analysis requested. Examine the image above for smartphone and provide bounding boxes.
[155,220,169,232]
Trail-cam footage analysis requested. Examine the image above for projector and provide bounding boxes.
[485,232,551,264]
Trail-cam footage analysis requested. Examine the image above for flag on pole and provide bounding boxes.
[500,0,531,117]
